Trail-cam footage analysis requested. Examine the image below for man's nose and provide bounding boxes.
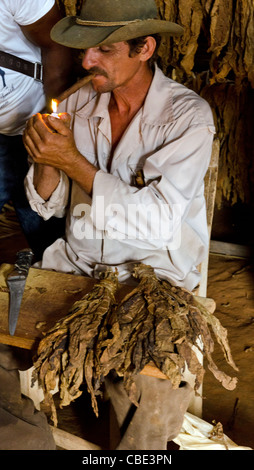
[82,48,97,70]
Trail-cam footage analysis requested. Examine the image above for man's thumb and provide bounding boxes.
[59,112,71,128]
[48,113,71,132]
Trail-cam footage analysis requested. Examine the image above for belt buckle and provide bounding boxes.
[33,62,43,82]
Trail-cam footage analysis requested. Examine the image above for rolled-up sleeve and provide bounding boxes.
[25,164,70,220]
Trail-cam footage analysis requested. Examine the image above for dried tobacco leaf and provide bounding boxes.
[32,270,118,425]
[98,264,238,407]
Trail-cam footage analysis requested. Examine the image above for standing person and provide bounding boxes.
[23,0,216,450]
[0,0,75,261]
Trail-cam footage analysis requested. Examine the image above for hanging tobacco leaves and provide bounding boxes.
[155,0,254,208]
[32,270,118,426]
[98,264,238,406]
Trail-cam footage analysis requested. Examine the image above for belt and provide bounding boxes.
[0,50,43,82]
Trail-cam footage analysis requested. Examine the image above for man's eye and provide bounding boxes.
[99,47,111,53]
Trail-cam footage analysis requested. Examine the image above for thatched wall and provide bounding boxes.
[56,0,254,211]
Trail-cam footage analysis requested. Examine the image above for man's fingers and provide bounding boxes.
[59,112,71,127]
[24,114,48,143]
[23,114,52,161]
[23,132,39,160]
[47,114,71,135]
[22,112,76,169]
[33,113,56,137]
[23,116,42,149]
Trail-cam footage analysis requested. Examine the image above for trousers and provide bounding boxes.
[105,372,192,450]
[0,344,56,450]
[0,133,65,261]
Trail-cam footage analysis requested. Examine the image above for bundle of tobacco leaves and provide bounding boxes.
[97,264,238,406]
[32,270,118,426]
[33,263,238,424]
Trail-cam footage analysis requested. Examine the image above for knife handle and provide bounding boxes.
[15,249,34,274]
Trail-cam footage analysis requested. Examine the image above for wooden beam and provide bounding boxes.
[210,240,253,258]
[0,332,35,350]
[50,426,102,450]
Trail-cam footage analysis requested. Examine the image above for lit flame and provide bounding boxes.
[51,99,59,114]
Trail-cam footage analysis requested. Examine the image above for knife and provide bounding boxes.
[7,248,34,336]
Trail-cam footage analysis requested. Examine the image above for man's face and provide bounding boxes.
[81,41,144,93]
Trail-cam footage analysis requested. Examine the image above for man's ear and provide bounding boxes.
[140,36,157,62]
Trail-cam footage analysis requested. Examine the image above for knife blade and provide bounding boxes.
[7,248,34,336]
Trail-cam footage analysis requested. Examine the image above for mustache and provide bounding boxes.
[87,67,108,78]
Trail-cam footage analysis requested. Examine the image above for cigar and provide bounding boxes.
[56,74,94,103]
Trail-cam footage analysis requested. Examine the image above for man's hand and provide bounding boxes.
[23,112,80,173]
[23,112,98,197]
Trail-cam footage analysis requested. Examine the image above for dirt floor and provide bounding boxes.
[0,205,253,450]
[204,254,254,449]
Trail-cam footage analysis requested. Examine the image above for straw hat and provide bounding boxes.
[51,0,183,49]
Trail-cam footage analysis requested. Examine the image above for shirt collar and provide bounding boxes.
[75,87,111,119]
[141,64,174,125]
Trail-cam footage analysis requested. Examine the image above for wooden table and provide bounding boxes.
[0,263,133,350]
[0,263,215,378]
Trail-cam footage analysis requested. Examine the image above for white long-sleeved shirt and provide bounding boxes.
[0,0,54,135]
[25,65,215,290]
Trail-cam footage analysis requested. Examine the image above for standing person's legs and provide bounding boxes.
[0,133,65,261]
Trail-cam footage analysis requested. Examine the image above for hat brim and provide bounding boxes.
[50,17,183,49]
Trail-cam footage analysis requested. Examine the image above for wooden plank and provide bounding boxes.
[210,240,252,258]
[0,332,34,350]
[0,264,131,350]
[50,426,101,450]
[204,138,219,237]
